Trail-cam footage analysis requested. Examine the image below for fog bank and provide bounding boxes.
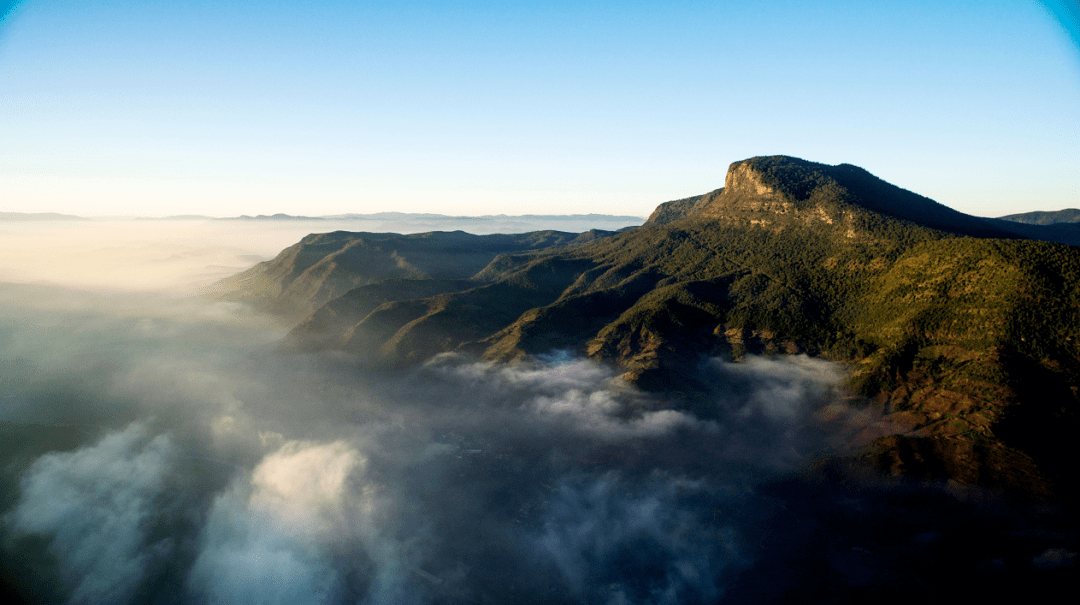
[0,222,1073,604]
[0,215,641,294]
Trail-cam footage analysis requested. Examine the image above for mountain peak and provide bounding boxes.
[649,155,1018,239]
[721,155,833,204]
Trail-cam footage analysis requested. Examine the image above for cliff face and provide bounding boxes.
[650,156,1022,240]
[223,155,1080,498]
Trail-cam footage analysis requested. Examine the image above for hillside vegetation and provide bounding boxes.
[207,229,615,322]
[216,156,1080,497]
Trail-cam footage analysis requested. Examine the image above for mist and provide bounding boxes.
[0,221,1073,604]
[0,215,641,295]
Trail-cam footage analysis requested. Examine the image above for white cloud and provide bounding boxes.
[711,354,845,422]
[250,440,364,530]
[186,440,369,605]
[7,423,173,605]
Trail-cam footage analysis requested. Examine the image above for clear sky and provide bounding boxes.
[2,0,1078,218]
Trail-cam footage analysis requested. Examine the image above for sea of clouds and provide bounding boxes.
[0,220,1072,604]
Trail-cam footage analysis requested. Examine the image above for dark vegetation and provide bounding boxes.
[208,229,615,322]
[725,462,1076,604]
[214,155,1080,500]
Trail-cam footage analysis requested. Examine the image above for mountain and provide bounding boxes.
[0,212,87,221]
[202,212,644,238]
[649,157,1015,236]
[211,211,645,224]
[217,156,1080,499]
[134,214,217,221]
[206,229,618,322]
[327,212,644,222]
[999,208,1080,225]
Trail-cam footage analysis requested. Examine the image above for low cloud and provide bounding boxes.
[187,440,369,605]
[7,424,173,605]
[248,440,363,528]
[1,283,859,603]
[707,354,845,422]
[534,472,738,605]
[424,354,706,440]
[0,225,1072,603]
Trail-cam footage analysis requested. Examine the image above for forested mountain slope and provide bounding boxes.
[208,229,616,322]
[224,156,1080,497]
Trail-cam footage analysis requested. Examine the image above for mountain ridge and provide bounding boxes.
[208,229,619,322]
[999,208,1080,225]
[216,155,1080,499]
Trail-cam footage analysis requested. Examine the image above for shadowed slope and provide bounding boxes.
[207,229,616,322]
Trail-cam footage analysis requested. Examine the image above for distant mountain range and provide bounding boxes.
[999,208,1080,225]
[0,211,643,222]
[217,212,645,222]
[214,155,1080,500]
[0,212,88,221]
[12,206,1080,227]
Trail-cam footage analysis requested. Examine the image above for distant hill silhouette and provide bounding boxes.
[999,208,1080,225]
[0,212,87,221]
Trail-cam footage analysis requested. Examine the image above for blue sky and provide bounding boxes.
[1,0,1078,218]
